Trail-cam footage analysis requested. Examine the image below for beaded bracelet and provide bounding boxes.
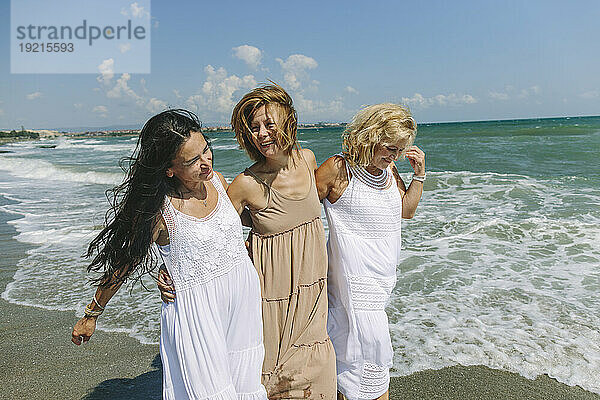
[84,304,104,318]
[412,173,426,182]
[92,294,105,310]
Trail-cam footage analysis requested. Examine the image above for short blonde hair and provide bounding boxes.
[231,84,298,162]
[342,103,417,167]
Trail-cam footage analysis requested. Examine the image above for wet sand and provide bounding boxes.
[1,200,598,400]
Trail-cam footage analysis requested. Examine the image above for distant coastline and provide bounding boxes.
[4,113,598,145]
[0,122,347,144]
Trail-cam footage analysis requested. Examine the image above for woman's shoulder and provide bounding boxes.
[229,167,266,195]
[299,148,318,170]
[213,170,229,189]
[315,154,349,202]
[318,154,346,175]
[228,167,270,211]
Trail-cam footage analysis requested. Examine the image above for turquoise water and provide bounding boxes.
[1,116,599,392]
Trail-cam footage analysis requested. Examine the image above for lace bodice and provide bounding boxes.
[324,161,403,239]
[159,175,248,291]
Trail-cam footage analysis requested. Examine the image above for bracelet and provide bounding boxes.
[92,294,105,310]
[84,304,103,318]
[412,173,426,182]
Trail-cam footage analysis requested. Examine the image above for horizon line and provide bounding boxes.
[2,113,599,132]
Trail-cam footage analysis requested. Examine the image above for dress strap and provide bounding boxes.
[245,168,270,188]
[160,196,177,236]
[337,153,352,181]
[210,173,227,197]
[301,151,317,186]
[244,168,271,212]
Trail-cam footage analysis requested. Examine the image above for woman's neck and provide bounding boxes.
[364,165,384,176]
[262,150,297,172]
[176,180,207,199]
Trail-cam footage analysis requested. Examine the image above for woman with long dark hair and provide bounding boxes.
[71,109,267,400]
[159,86,337,399]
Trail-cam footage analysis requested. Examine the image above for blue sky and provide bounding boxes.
[1,0,599,129]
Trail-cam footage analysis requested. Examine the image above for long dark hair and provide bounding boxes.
[87,109,205,287]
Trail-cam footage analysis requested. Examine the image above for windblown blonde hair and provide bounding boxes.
[231,84,298,162]
[342,103,417,167]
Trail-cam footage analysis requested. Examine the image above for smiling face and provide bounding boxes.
[166,131,213,187]
[368,139,408,172]
[249,105,283,159]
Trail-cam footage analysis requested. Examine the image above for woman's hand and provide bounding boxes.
[406,145,425,176]
[245,232,253,261]
[157,266,176,303]
[71,316,97,345]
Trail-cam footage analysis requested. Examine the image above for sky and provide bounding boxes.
[1,0,599,130]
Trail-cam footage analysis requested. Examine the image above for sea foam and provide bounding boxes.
[1,132,599,393]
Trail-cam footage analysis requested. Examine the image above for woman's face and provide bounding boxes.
[249,105,283,159]
[369,139,407,171]
[166,131,213,186]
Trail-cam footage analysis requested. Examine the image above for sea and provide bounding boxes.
[1,116,599,392]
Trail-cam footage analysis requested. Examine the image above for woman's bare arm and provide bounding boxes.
[315,155,349,203]
[72,218,166,344]
[397,145,426,219]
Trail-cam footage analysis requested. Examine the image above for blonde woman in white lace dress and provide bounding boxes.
[72,110,267,400]
[316,104,425,400]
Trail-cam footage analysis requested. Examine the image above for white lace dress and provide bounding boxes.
[157,174,267,400]
[324,159,403,400]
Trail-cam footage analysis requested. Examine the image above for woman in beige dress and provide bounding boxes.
[160,85,336,399]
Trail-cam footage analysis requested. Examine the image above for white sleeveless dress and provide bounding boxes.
[158,174,267,400]
[324,158,403,400]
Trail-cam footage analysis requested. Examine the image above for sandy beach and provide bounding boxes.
[1,200,599,400]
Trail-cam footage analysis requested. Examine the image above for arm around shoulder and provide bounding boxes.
[215,171,229,190]
[316,155,346,202]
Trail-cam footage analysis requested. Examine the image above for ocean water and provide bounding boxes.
[1,116,599,392]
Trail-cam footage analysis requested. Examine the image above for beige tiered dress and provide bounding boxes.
[245,160,336,399]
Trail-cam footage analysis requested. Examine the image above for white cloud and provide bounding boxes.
[131,2,146,18]
[489,91,509,101]
[489,85,541,101]
[402,92,477,108]
[293,93,345,117]
[140,78,148,94]
[147,98,167,113]
[26,92,43,100]
[153,19,159,28]
[173,89,182,99]
[100,72,167,113]
[92,105,108,117]
[276,54,318,90]
[107,73,140,100]
[73,103,83,109]
[97,59,115,85]
[119,43,131,54]
[580,90,599,99]
[232,45,262,69]
[345,86,359,95]
[186,65,256,114]
[518,86,540,99]
[294,93,316,113]
[122,2,149,19]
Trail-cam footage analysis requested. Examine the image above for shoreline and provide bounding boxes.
[0,123,347,144]
[0,198,598,399]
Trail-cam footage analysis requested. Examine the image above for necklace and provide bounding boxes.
[180,185,208,206]
[352,165,392,190]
